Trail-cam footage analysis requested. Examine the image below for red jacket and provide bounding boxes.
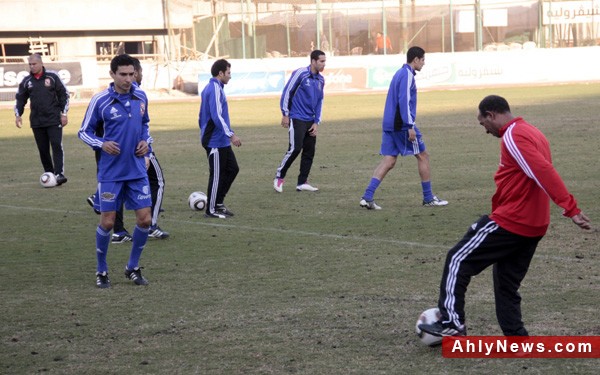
[489,117,580,237]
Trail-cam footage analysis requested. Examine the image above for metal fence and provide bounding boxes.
[191,0,600,58]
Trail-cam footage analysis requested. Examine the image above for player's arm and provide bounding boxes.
[280,69,302,117]
[509,131,581,219]
[55,74,70,125]
[78,102,104,150]
[210,84,234,138]
[396,73,414,129]
[14,80,29,128]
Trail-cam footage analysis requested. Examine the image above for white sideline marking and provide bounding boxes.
[0,203,441,249]
[0,204,590,260]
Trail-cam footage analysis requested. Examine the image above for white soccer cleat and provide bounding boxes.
[296,183,319,192]
[360,198,382,210]
[273,178,284,193]
[423,196,448,207]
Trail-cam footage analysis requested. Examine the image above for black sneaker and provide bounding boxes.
[216,204,234,217]
[87,194,101,215]
[204,211,227,219]
[124,267,149,285]
[112,232,132,244]
[56,174,68,186]
[96,271,111,289]
[418,320,467,337]
[149,226,170,239]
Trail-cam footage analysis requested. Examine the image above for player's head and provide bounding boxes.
[110,54,135,74]
[109,54,135,94]
[477,95,512,137]
[407,46,425,71]
[478,95,511,116]
[28,53,44,75]
[310,50,326,73]
[211,59,231,84]
[132,57,143,85]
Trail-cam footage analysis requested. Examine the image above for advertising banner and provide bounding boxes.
[198,71,285,96]
[0,62,83,88]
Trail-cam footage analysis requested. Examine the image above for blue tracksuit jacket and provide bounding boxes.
[280,66,325,124]
[78,83,151,182]
[382,63,417,131]
[199,77,234,148]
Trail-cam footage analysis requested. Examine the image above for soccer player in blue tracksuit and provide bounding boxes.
[273,50,326,193]
[79,54,153,288]
[199,59,242,219]
[360,46,447,210]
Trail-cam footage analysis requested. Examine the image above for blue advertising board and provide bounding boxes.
[198,71,285,96]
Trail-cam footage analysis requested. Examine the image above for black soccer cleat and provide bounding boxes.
[96,271,111,289]
[216,204,234,217]
[87,194,100,214]
[124,267,149,286]
[148,226,170,239]
[418,320,467,337]
[55,174,68,186]
[111,232,132,244]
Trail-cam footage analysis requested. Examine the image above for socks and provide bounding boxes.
[96,225,111,273]
[127,225,149,271]
[362,177,381,201]
[421,181,433,202]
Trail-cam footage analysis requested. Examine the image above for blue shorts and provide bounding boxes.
[97,177,152,212]
[380,127,426,157]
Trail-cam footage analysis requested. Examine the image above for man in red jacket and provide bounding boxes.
[419,95,591,338]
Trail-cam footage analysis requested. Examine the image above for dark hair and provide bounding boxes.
[478,95,511,116]
[406,46,425,63]
[110,54,135,73]
[211,59,231,77]
[310,50,325,62]
[131,57,142,73]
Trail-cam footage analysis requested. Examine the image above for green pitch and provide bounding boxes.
[1,84,598,373]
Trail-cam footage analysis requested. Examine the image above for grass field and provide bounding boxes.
[1,84,599,374]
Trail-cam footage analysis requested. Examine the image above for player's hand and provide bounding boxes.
[571,212,592,230]
[102,141,120,155]
[231,134,242,147]
[135,140,149,156]
[281,116,290,128]
[408,128,416,142]
[15,116,22,128]
[308,123,318,137]
[145,156,150,170]
[61,114,68,127]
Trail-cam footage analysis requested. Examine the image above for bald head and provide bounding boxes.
[28,54,44,75]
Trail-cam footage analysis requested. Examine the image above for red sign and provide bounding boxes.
[442,336,600,358]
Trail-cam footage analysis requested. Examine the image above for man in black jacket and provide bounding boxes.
[15,53,70,185]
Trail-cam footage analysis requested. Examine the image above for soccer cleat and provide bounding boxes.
[112,232,132,244]
[296,183,319,192]
[148,226,170,239]
[96,271,111,289]
[55,174,68,186]
[423,196,449,207]
[124,267,149,286]
[204,211,227,219]
[359,198,382,210]
[87,194,100,215]
[418,320,467,337]
[273,178,284,193]
[216,204,234,217]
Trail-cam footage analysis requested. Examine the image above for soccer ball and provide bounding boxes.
[188,191,207,211]
[40,172,57,188]
[415,307,443,346]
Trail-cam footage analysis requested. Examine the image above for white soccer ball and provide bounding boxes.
[416,307,443,346]
[188,191,207,211]
[40,172,57,188]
